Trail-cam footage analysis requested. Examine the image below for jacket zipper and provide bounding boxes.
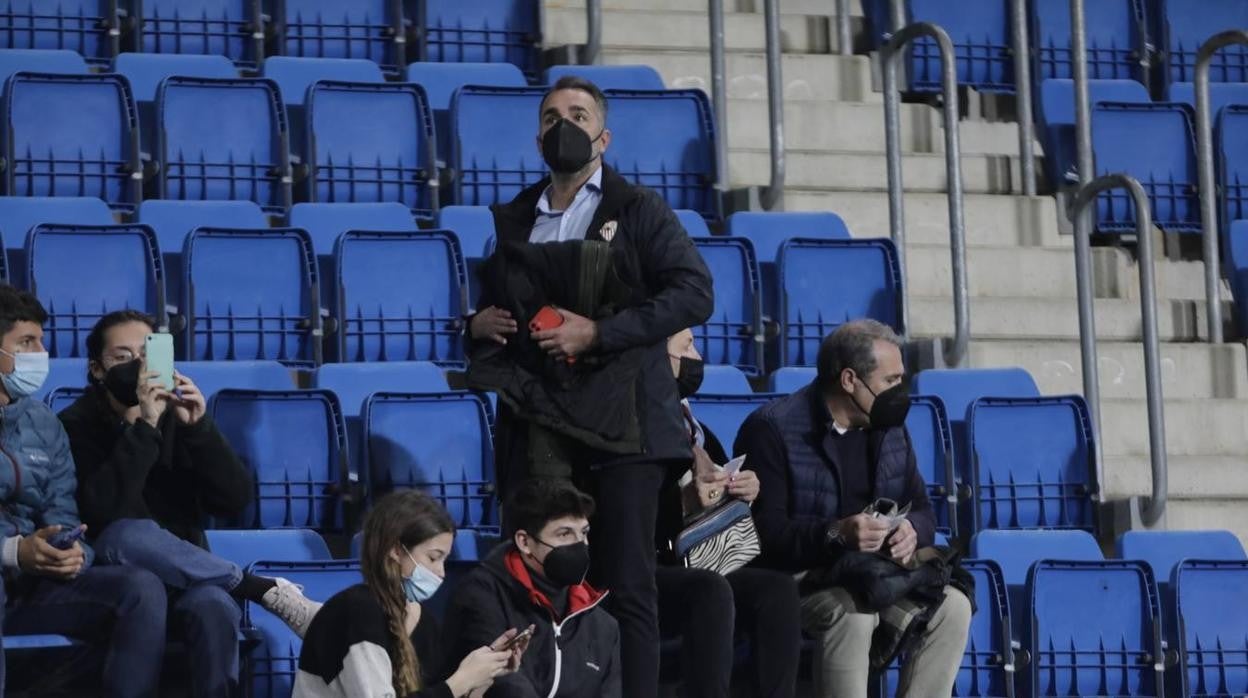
[545,591,609,698]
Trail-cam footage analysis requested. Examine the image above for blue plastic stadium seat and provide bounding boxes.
[1167,82,1248,122]
[28,224,166,359]
[262,56,384,106]
[406,61,527,166]
[1117,529,1247,584]
[0,48,88,82]
[2,633,79,650]
[777,238,903,367]
[697,365,752,395]
[603,89,718,218]
[1218,106,1248,236]
[435,205,496,259]
[726,211,851,266]
[687,394,776,453]
[1175,560,1248,698]
[183,227,322,364]
[44,386,85,413]
[675,209,711,237]
[350,528,488,561]
[305,81,437,216]
[206,529,331,568]
[177,360,294,400]
[0,1,119,64]
[363,392,496,530]
[887,0,1014,93]
[969,396,1097,533]
[1230,220,1248,335]
[314,361,449,418]
[38,357,88,402]
[1162,0,1248,88]
[113,52,237,103]
[544,65,665,91]
[971,529,1103,588]
[1,73,141,210]
[136,0,264,68]
[211,389,351,531]
[1093,100,1200,234]
[245,560,362,698]
[0,195,115,284]
[420,0,542,77]
[767,366,815,393]
[1038,78,1150,185]
[289,202,416,258]
[335,230,467,366]
[137,199,268,297]
[157,77,292,213]
[907,395,957,537]
[692,237,762,375]
[276,0,406,75]
[1032,0,1147,83]
[1028,560,1164,697]
[451,86,547,206]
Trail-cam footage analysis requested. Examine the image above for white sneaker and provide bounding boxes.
[261,578,323,638]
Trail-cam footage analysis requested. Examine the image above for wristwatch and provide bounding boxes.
[825,520,846,548]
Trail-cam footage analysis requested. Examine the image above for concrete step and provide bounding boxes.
[603,50,878,102]
[784,191,1066,247]
[548,0,863,16]
[729,148,1021,194]
[968,340,1248,400]
[1100,398,1248,457]
[1103,455,1248,501]
[908,295,1209,343]
[546,7,837,54]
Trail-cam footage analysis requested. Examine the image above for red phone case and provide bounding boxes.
[529,306,564,333]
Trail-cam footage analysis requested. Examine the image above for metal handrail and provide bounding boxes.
[881,22,970,367]
[709,0,729,196]
[836,0,852,56]
[1194,30,1248,345]
[1069,175,1169,525]
[584,0,602,64]
[761,0,786,210]
[1011,0,1036,196]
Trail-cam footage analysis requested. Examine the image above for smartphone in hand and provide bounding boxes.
[144,333,175,391]
[48,525,86,550]
[499,626,535,651]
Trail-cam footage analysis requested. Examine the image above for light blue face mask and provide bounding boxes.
[0,349,49,400]
[402,551,443,603]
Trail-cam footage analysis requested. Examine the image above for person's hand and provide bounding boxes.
[532,309,597,360]
[446,644,512,695]
[404,601,421,636]
[887,518,918,564]
[17,525,86,579]
[470,306,518,345]
[489,625,535,673]
[726,469,760,504]
[136,369,169,429]
[694,468,730,510]
[169,372,206,425]
[838,513,893,552]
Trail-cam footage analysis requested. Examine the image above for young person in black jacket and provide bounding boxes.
[57,310,321,698]
[442,478,621,698]
[297,491,524,698]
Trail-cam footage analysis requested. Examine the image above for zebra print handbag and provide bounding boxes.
[675,498,761,575]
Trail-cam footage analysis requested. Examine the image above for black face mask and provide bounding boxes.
[675,357,704,399]
[102,358,143,408]
[851,377,911,429]
[534,539,591,588]
[541,119,602,174]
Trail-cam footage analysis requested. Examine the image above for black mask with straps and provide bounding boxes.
[529,537,591,588]
[675,356,705,399]
[102,358,143,408]
[849,374,912,429]
[542,118,605,174]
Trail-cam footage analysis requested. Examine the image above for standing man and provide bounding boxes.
[470,76,714,695]
[734,320,972,698]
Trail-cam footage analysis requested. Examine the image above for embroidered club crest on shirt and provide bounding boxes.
[599,220,618,242]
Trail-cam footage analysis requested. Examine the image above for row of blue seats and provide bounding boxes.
[0,50,715,217]
[1,0,542,75]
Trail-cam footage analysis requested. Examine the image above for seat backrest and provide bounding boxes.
[1093,101,1199,233]
[1038,77,1151,130]
[177,360,295,401]
[778,238,903,367]
[2,73,140,210]
[768,366,815,393]
[435,205,496,259]
[288,202,416,258]
[1175,560,1248,697]
[210,389,349,530]
[113,52,237,103]
[1032,0,1145,82]
[971,529,1103,587]
[314,362,449,418]
[157,77,290,212]
[45,386,86,414]
[912,368,1041,424]
[306,81,436,214]
[906,0,1011,91]
[544,65,665,91]
[686,394,777,453]
[137,199,268,259]
[137,0,262,66]
[278,0,404,73]
[726,211,851,265]
[1163,0,1248,85]
[363,392,495,530]
[969,396,1097,531]
[422,0,542,76]
[1117,530,1247,584]
[674,209,711,237]
[691,237,761,375]
[906,395,956,536]
[406,61,528,112]
[184,227,318,363]
[261,56,385,107]
[0,195,114,280]
[0,49,89,84]
[1028,561,1163,697]
[698,365,752,395]
[1167,81,1248,122]
[451,86,546,206]
[603,89,717,217]
[206,529,331,567]
[1217,105,1248,231]
[28,224,165,358]
[1,1,117,63]
[39,357,89,402]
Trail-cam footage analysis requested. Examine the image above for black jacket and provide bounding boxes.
[733,382,936,573]
[484,165,714,482]
[442,544,620,698]
[58,386,253,546]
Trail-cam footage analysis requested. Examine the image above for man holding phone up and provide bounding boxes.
[58,310,321,698]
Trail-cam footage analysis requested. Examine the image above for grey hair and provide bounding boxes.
[815,319,903,395]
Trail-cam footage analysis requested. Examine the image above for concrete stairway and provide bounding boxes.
[543,0,1248,544]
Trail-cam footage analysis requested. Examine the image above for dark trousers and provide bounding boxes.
[2,564,169,698]
[658,566,802,698]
